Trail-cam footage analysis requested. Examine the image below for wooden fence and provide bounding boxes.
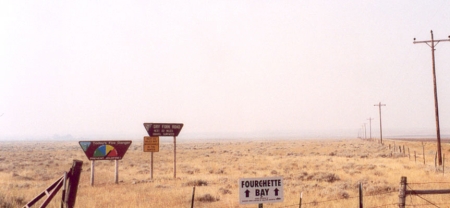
[22,160,83,208]
[399,176,450,208]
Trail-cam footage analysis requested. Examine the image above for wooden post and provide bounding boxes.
[299,192,302,208]
[444,154,445,176]
[115,160,119,184]
[389,144,391,150]
[423,143,426,165]
[408,148,410,159]
[190,186,195,208]
[359,182,363,208]
[64,160,83,208]
[150,152,154,180]
[61,172,67,208]
[414,151,416,163]
[90,160,95,186]
[399,176,407,208]
[414,30,445,166]
[435,151,437,169]
[374,102,386,144]
[174,136,176,179]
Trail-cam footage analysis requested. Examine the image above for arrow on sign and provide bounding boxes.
[274,188,279,196]
[245,190,250,197]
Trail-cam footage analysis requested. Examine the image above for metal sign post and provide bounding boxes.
[143,136,159,179]
[90,161,95,186]
[151,152,153,179]
[174,136,176,178]
[115,160,119,184]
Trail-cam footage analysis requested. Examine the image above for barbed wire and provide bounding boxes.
[366,203,399,208]
[275,190,397,208]
[408,182,450,184]
[405,204,450,207]
[407,185,440,208]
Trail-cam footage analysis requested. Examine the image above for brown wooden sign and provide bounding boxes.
[143,136,159,152]
[143,123,184,137]
[79,140,132,160]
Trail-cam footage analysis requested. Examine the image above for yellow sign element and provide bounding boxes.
[143,136,159,152]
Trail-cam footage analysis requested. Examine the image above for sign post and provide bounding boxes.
[239,177,284,205]
[143,123,183,179]
[174,136,176,178]
[143,136,159,179]
[90,161,94,186]
[79,140,132,186]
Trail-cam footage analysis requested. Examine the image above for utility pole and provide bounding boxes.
[367,117,374,140]
[413,30,450,166]
[363,123,367,139]
[374,102,386,144]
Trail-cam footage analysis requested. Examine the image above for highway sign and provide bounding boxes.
[143,136,159,152]
[239,177,284,205]
[143,123,184,137]
[79,140,132,160]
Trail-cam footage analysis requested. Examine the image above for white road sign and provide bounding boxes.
[239,176,284,204]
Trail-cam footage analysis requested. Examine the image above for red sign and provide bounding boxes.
[143,123,184,136]
[79,140,132,160]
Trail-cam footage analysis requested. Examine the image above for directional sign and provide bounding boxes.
[143,136,159,152]
[239,177,284,205]
[79,140,132,160]
[143,123,184,137]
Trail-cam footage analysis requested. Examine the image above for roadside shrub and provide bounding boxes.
[183,180,208,186]
[197,194,219,202]
[310,172,340,183]
[319,187,349,199]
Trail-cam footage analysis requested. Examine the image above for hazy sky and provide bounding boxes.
[2,1,450,140]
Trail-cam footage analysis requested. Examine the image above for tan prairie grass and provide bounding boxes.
[1,139,450,207]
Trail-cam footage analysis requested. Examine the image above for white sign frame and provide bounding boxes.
[239,176,284,205]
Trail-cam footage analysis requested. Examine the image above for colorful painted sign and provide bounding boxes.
[143,123,184,137]
[79,140,132,160]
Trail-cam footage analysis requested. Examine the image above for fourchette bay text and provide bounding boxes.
[241,179,282,188]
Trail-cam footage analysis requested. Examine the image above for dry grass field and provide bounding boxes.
[1,138,450,207]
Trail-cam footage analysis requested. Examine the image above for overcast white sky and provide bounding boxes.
[1,1,450,140]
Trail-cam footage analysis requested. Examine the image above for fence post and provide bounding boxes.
[399,176,407,208]
[61,172,67,208]
[414,151,416,163]
[435,152,437,170]
[299,192,302,208]
[63,160,83,208]
[359,182,363,208]
[191,186,195,208]
[423,143,425,165]
[408,147,410,159]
